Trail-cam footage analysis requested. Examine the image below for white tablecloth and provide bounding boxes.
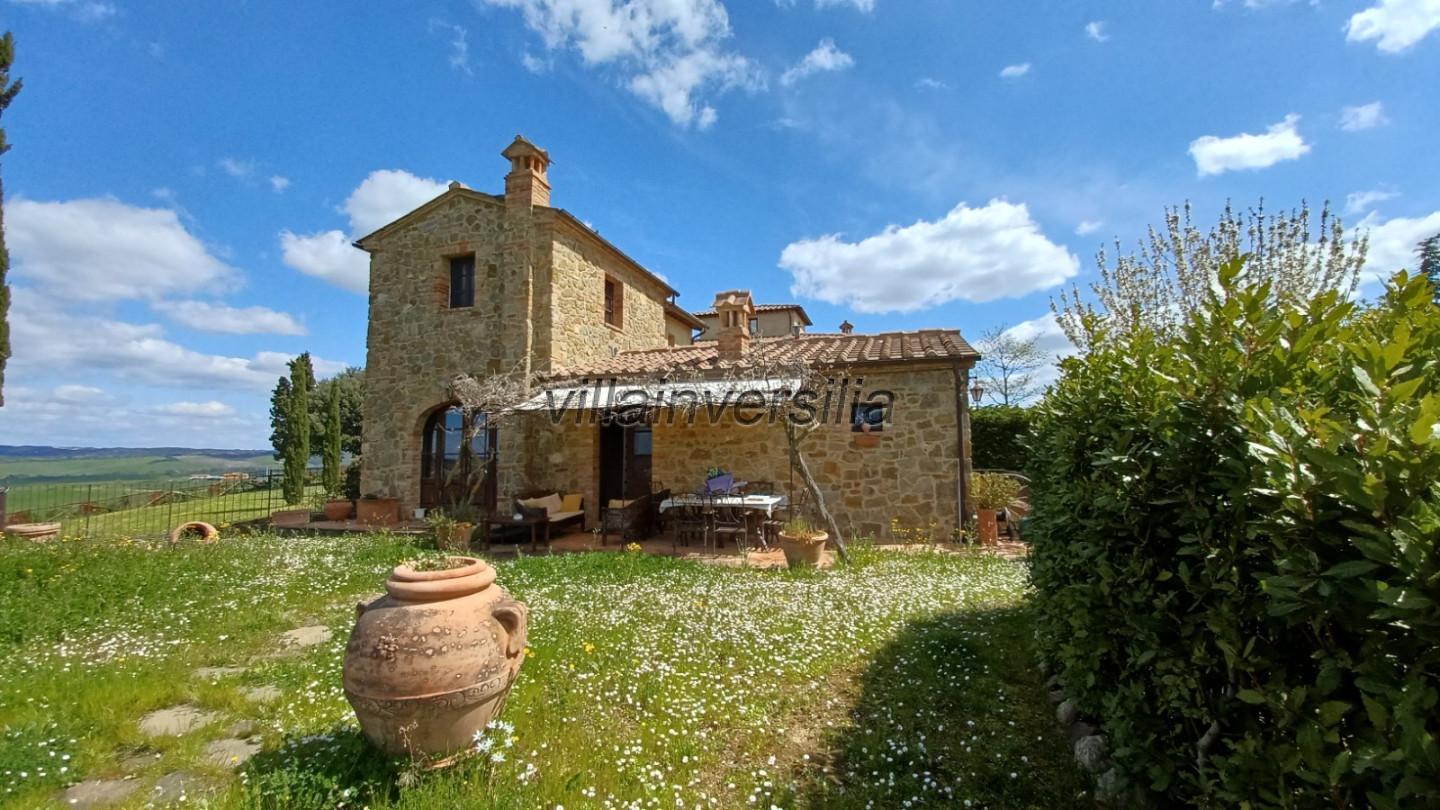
[659,495,787,516]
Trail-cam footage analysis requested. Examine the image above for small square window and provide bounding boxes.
[851,403,887,432]
[449,255,475,308]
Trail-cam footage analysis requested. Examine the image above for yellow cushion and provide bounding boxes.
[561,493,583,512]
[608,498,634,509]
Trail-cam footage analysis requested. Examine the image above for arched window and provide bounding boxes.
[420,405,498,507]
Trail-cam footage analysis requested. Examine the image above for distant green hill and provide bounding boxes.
[0,447,275,486]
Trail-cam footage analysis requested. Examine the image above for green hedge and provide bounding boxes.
[970,405,1033,471]
[1027,264,1440,807]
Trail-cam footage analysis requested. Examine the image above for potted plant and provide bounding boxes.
[777,515,828,569]
[427,508,476,552]
[357,493,401,527]
[971,472,1022,546]
[321,485,354,521]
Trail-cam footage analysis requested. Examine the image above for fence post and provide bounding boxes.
[85,484,93,538]
[166,481,175,537]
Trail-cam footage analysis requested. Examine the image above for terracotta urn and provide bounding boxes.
[3,522,61,542]
[778,530,828,569]
[323,500,354,521]
[976,509,1000,545]
[356,497,400,526]
[343,557,528,766]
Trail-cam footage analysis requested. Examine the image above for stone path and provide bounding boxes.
[194,665,246,679]
[150,771,214,803]
[59,778,137,808]
[280,625,332,647]
[139,705,218,737]
[204,738,263,769]
[242,685,281,704]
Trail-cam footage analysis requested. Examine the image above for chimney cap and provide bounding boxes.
[712,289,754,309]
[840,320,854,334]
[502,135,550,163]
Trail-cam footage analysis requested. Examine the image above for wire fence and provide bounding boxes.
[0,468,325,540]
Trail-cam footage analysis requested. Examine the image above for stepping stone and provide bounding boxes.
[59,779,138,808]
[150,771,214,804]
[120,752,161,772]
[139,705,219,737]
[279,625,332,648]
[204,737,262,769]
[241,685,281,704]
[194,666,246,680]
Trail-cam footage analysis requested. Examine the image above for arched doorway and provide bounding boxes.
[419,404,498,511]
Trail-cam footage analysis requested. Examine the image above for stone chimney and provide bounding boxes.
[713,290,755,361]
[501,135,551,209]
[840,320,854,335]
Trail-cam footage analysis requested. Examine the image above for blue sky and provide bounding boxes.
[1,0,1438,449]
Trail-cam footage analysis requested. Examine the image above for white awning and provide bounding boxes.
[515,377,803,413]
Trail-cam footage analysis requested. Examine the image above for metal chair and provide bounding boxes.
[672,503,709,550]
[710,505,752,554]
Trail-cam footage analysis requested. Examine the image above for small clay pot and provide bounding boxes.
[4,522,61,543]
[778,531,828,568]
[344,557,527,766]
[323,500,354,521]
[169,521,219,545]
[435,522,475,552]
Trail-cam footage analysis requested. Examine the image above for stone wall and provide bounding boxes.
[545,217,670,371]
[360,192,540,508]
[650,365,964,540]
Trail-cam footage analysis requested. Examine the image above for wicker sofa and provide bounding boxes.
[514,491,586,534]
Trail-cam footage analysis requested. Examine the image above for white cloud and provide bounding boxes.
[218,157,255,178]
[1085,21,1109,41]
[270,175,291,192]
[1347,0,1440,53]
[482,0,760,128]
[1339,101,1389,131]
[279,169,448,293]
[8,197,238,302]
[779,199,1079,313]
[7,289,342,392]
[1345,188,1399,215]
[53,384,108,403]
[343,169,449,235]
[1075,220,1104,236]
[999,63,1031,78]
[780,39,854,86]
[154,301,308,336]
[429,19,474,75]
[521,52,551,73]
[280,230,370,294]
[999,313,1076,388]
[815,0,874,11]
[1188,114,1310,176]
[6,0,114,22]
[154,400,237,418]
[1358,209,1440,284]
[914,77,947,90]
[0,385,267,448]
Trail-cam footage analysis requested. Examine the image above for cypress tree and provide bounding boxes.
[283,353,314,504]
[0,32,22,407]
[322,379,342,493]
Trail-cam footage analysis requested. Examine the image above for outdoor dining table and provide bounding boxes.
[658,494,788,516]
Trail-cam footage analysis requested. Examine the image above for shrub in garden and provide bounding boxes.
[970,404,1034,471]
[1028,262,1439,807]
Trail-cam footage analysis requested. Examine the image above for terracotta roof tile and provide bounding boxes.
[553,329,978,378]
[691,303,813,324]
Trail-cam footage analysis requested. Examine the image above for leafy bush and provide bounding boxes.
[970,472,1022,510]
[970,405,1033,471]
[1028,263,1440,807]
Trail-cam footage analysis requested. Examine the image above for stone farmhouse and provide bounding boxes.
[356,136,981,540]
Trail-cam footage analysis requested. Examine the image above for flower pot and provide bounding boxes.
[323,500,354,521]
[977,509,999,546]
[434,522,475,552]
[4,522,61,543]
[271,508,310,527]
[343,557,528,766]
[356,498,400,527]
[778,530,828,568]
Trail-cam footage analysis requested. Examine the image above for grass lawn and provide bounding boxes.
[0,533,1091,809]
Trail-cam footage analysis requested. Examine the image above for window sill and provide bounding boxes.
[604,322,624,333]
